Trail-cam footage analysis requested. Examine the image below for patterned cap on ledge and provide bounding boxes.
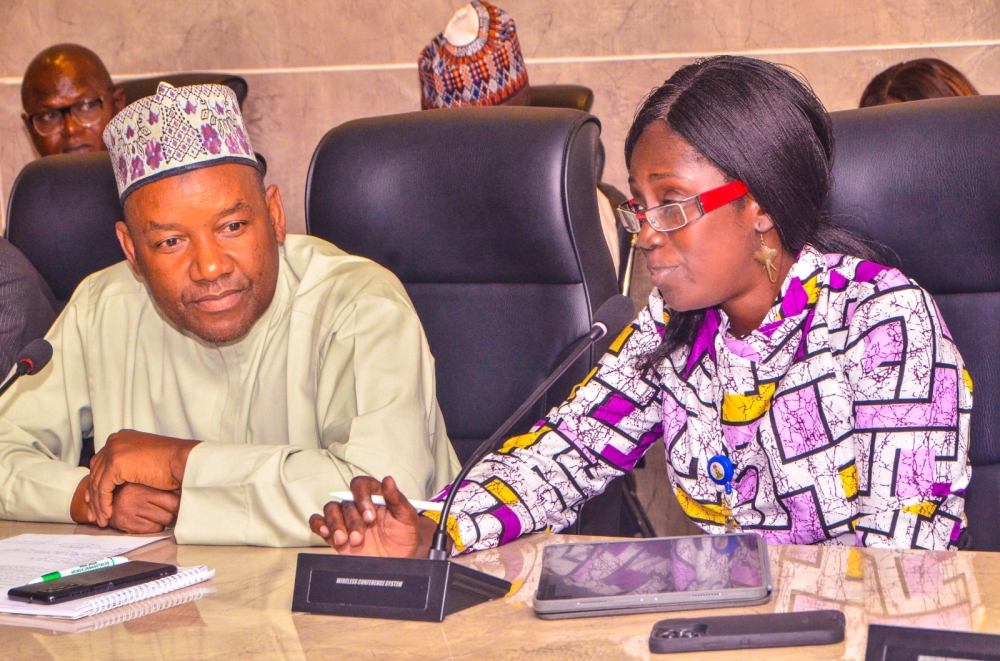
[418,1,528,109]
[103,82,258,202]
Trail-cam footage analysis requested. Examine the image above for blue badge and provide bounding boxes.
[707,455,734,494]
[712,534,738,555]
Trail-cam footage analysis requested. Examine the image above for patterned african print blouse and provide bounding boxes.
[431,246,972,552]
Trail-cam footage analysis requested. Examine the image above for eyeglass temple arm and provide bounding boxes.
[699,181,749,213]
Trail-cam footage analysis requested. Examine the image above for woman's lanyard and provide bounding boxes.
[707,455,739,533]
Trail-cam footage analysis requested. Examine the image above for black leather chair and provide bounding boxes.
[117,73,248,107]
[531,87,630,289]
[529,84,594,112]
[5,152,123,305]
[306,106,625,535]
[827,95,1000,551]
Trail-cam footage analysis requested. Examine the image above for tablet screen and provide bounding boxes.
[535,534,765,601]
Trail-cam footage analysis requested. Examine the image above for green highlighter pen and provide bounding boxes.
[26,556,130,585]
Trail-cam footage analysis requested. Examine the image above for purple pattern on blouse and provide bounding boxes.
[684,308,721,378]
[436,246,971,555]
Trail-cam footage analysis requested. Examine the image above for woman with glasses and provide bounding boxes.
[311,55,972,554]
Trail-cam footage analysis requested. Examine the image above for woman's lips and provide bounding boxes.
[647,264,679,288]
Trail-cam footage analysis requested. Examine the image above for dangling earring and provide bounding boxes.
[753,233,778,283]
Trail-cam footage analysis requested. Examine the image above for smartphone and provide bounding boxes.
[7,561,177,605]
[649,610,845,654]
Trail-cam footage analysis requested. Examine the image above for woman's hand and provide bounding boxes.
[309,475,438,558]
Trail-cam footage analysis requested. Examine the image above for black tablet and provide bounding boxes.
[533,533,771,619]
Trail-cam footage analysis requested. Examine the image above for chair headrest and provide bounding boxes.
[529,84,595,112]
[828,96,1000,294]
[306,106,612,286]
[5,152,124,303]
[116,73,249,107]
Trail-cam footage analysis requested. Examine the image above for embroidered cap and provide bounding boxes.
[103,82,258,202]
[418,1,529,109]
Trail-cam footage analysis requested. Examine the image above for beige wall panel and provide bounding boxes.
[3,1,1000,77]
[527,44,1000,200]
[0,0,455,77]
[242,69,421,234]
[510,0,1000,59]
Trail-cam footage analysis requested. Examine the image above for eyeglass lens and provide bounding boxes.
[618,201,690,234]
[31,97,105,135]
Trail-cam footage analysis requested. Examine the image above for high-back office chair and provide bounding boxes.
[6,152,123,305]
[827,95,1000,551]
[529,84,594,112]
[117,73,248,107]
[530,84,631,291]
[306,106,626,535]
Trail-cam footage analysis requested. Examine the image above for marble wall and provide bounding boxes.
[2,0,999,234]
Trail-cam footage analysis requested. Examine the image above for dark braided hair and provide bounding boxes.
[625,56,878,369]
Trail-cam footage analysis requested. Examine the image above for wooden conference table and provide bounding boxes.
[0,521,997,660]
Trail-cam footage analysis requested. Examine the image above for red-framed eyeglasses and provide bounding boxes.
[616,180,750,234]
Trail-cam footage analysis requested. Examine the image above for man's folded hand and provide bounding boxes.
[87,430,199,527]
[108,483,180,534]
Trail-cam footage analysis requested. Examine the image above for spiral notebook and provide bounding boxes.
[0,581,216,632]
[0,565,215,619]
[0,533,214,621]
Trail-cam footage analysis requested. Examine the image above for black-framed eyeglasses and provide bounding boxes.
[27,94,110,136]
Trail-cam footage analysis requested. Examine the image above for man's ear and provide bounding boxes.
[115,220,144,278]
[264,184,287,244]
[111,86,127,114]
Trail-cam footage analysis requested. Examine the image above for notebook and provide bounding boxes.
[0,533,214,620]
[0,565,215,619]
[0,581,216,632]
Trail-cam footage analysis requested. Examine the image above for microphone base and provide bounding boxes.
[291,553,512,622]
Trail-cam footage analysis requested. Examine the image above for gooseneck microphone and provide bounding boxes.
[292,295,636,622]
[0,339,54,399]
[428,294,636,560]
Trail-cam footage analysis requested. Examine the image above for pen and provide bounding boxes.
[25,556,130,584]
[329,491,444,513]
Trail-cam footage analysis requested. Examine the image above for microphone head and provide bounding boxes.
[592,295,636,339]
[17,339,53,376]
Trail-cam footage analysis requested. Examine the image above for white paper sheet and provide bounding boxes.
[0,533,167,616]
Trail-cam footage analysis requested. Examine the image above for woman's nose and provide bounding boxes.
[636,218,667,251]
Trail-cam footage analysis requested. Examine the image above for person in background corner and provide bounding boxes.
[860,58,979,107]
[21,44,126,157]
[418,1,622,274]
[312,56,972,555]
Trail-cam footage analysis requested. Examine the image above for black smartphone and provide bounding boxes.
[7,561,177,605]
[649,609,845,654]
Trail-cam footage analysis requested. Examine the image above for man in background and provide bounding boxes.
[21,44,126,157]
